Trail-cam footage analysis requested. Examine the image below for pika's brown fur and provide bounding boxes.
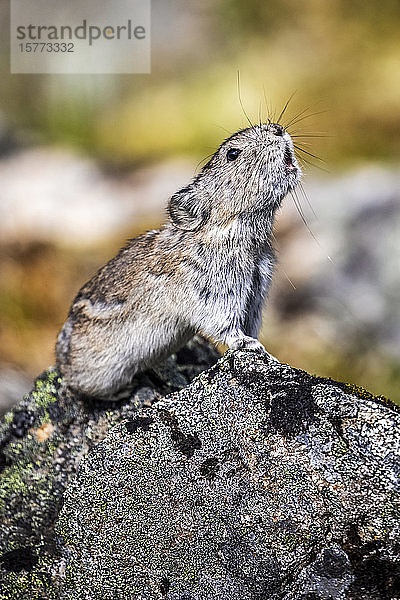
[56,122,301,399]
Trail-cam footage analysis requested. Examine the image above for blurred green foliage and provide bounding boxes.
[1,0,399,164]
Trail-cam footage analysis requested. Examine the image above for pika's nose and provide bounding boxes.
[270,123,284,136]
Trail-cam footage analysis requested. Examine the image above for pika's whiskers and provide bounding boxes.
[276,90,298,125]
[236,71,254,128]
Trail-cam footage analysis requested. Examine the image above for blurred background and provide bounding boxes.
[0,0,399,412]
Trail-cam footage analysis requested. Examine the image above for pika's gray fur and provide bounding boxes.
[56,123,301,399]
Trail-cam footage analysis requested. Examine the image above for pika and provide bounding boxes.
[56,122,301,399]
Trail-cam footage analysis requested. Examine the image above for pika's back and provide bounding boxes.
[73,229,160,307]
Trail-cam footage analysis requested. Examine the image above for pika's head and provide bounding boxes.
[168,122,301,231]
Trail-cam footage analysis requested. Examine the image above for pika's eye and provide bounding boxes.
[226,148,242,162]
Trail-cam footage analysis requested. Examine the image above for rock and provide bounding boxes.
[0,337,219,598]
[0,339,399,599]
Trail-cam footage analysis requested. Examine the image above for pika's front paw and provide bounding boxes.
[230,336,266,354]
[228,336,280,363]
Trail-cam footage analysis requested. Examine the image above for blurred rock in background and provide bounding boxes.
[0,146,193,246]
[266,166,400,401]
[285,167,400,360]
[0,0,399,407]
[0,366,32,416]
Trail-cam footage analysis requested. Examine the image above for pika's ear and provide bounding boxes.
[168,187,208,231]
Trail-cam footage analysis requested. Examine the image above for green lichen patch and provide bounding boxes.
[3,412,13,426]
[0,369,71,567]
[30,369,61,410]
[0,547,60,600]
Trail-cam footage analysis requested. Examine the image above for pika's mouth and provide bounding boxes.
[284,144,296,172]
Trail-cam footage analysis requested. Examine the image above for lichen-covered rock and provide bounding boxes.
[58,351,399,599]
[0,342,399,599]
[0,337,219,599]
